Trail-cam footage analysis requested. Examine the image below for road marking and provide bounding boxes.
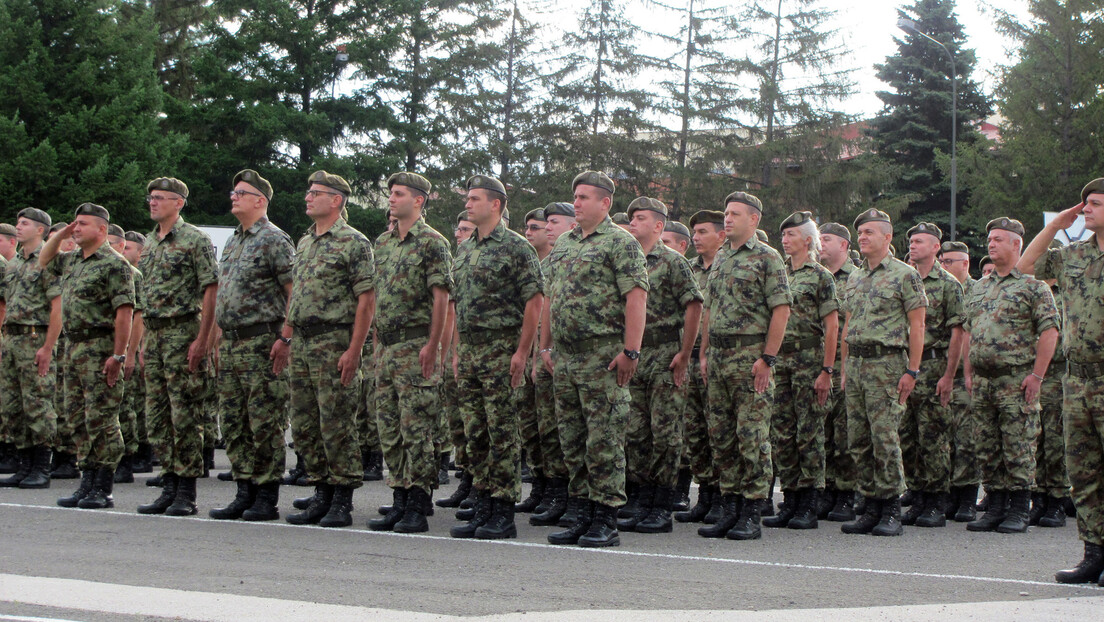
[0,615,87,622]
[1,501,1099,592]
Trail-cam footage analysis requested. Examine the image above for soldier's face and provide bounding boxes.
[856,223,890,256]
[464,189,498,227]
[545,215,575,245]
[147,191,184,223]
[525,219,548,249]
[908,233,940,263]
[723,203,756,241]
[109,236,125,254]
[388,185,424,221]
[123,241,143,265]
[987,230,1020,265]
[818,233,847,265]
[982,263,995,277]
[1084,193,1103,231]
[780,227,809,257]
[572,185,610,229]
[305,183,342,219]
[660,231,688,255]
[628,210,662,244]
[939,252,970,281]
[15,217,44,244]
[693,223,724,256]
[71,216,105,250]
[231,182,265,218]
[454,221,475,244]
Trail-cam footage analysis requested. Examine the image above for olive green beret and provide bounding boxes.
[626,197,668,219]
[147,177,188,199]
[664,221,691,238]
[124,231,146,246]
[524,208,545,223]
[979,255,994,269]
[233,169,273,200]
[1080,178,1104,203]
[986,217,1025,237]
[50,222,68,234]
[16,207,51,228]
[940,241,969,255]
[74,202,110,222]
[107,224,125,238]
[820,222,850,243]
[456,210,472,225]
[755,229,769,243]
[611,212,630,225]
[853,208,891,229]
[308,170,352,195]
[907,222,942,240]
[572,170,615,194]
[543,202,575,218]
[0,224,16,238]
[689,210,724,228]
[724,191,763,213]
[779,210,814,232]
[850,249,862,264]
[466,174,506,196]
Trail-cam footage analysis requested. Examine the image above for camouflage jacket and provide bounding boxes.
[51,243,135,332]
[918,262,965,350]
[705,237,791,337]
[1,246,59,326]
[374,217,453,335]
[1035,234,1104,363]
[547,216,649,344]
[691,254,718,349]
[784,257,837,344]
[130,265,145,315]
[453,220,543,334]
[139,216,218,319]
[287,218,374,328]
[843,255,927,349]
[964,268,1059,369]
[216,217,294,330]
[642,241,702,337]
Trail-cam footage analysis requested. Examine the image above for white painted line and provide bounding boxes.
[0,615,87,622]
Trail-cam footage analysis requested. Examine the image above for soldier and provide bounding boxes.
[659,219,695,510]
[839,209,927,537]
[611,211,631,231]
[897,223,965,528]
[764,211,837,530]
[0,224,16,263]
[43,221,80,480]
[137,177,219,517]
[980,255,995,277]
[369,172,453,534]
[42,204,135,509]
[618,197,702,534]
[0,208,60,489]
[104,224,143,484]
[661,221,691,256]
[207,169,294,522]
[121,231,152,474]
[539,171,648,547]
[1020,179,1104,584]
[963,217,1058,534]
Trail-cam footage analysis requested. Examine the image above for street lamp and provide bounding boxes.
[897,18,958,241]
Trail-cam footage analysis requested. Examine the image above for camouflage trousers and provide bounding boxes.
[220,332,289,486]
[376,336,440,492]
[771,347,828,491]
[53,338,77,454]
[118,366,146,455]
[1064,372,1104,546]
[534,366,566,479]
[626,341,686,489]
[553,340,629,507]
[900,358,952,493]
[973,368,1039,492]
[289,328,362,488]
[458,337,522,502]
[1035,368,1069,496]
[824,363,854,493]
[706,343,773,500]
[845,351,906,500]
[949,375,979,487]
[355,344,380,454]
[0,331,57,449]
[683,354,716,487]
[203,363,219,449]
[145,321,207,478]
[441,368,466,470]
[64,334,124,470]
[515,365,541,477]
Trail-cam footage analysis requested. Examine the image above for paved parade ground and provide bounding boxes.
[2,451,1102,622]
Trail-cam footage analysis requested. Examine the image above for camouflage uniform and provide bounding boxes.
[441,359,465,470]
[684,254,717,490]
[533,257,565,480]
[950,276,980,490]
[355,342,381,459]
[216,216,294,486]
[1037,337,1069,497]
[53,336,76,457]
[139,216,218,479]
[454,220,543,502]
[374,218,453,493]
[287,217,374,488]
[117,265,145,456]
[824,261,856,495]
[547,216,648,507]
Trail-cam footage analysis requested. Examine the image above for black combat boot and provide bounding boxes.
[50,451,79,479]
[210,480,256,520]
[817,488,836,520]
[827,490,856,522]
[703,489,725,524]
[636,487,674,534]
[113,454,134,484]
[57,470,95,507]
[242,482,280,521]
[788,488,818,530]
[515,475,546,513]
[368,488,407,531]
[872,497,903,536]
[530,479,569,526]
[967,489,1008,532]
[202,446,215,478]
[217,470,234,482]
[293,488,319,510]
[954,485,978,522]
[617,484,654,532]
[319,485,354,527]
[841,497,881,534]
[363,451,383,481]
[165,477,198,516]
[578,502,620,547]
[18,446,52,489]
[0,448,32,487]
[282,452,308,486]
[762,478,776,517]
[556,494,582,528]
[698,493,741,538]
[458,483,479,510]
[1055,542,1104,584]
[131,443,152,473]
[476,498,518,540]
[287,484,333,525]
[1039,496,1067,528]
[899,489,916,507]
[137,473,179,514]
[394,487,429,533]
[77,467,116,509]
[1028,492,1047,526]
[916,492,948,528]
[901,491,925,526]
[1063,496,1077,518]
[853,494,867,516]
[437,471,473,508]
[675,484,714,523]
[437,452,451,486]
[976,489,990,511]
[531,475,557,515]
[617,481,640,519]
[548,498,593,545]
[451,491,492,538]
[456,486,486,521]
[763,489,796,528]
[673,468,692,512]
[726,496,762,540]
[0,443,18,473]
[146,473,163,487]
[997,489,1031,533]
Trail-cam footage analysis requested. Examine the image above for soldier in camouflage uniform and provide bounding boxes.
[1022,179,1104,584]
[659,219,696,511]
[839,209,927,537]
[963,217,1059,535]
[448,175,543,540]
[104,224,143,484]
[0,208,60,489]
[0,224,16,264]
[763,212,837,531]
[355,340,383,481]
[660,221,691,256]
[539,171,649,548]
[207,169,294,522]
[619,197,702,535]
[369,172,453,534]
[42,204,135,510]
[1028,274,1072,527]
[44,222,80,480]
[698,192,792,541]
[120,232,152,474]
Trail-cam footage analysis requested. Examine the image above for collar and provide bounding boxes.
[237,216,270,236]
[308,217,347,238]
[571,215,617,240]
[475,219,507,244]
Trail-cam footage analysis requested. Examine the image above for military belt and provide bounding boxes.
[779,335,819,355]
[641,327,682,348]
[556,334,621,356]
[223,321,283,342]
[145,315,197,331]
[972,362,1032,379]
[66,327,113,342]
[921,347,946,361]
[710,333,764,350]
[459,327,518,346]
[690,346,701,361]
[1068,360,1104,379]
[297,323,353,340]
[377,324,429,347]
[848,344,905,359]
[3,324,48,336]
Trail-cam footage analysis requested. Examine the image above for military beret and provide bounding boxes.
[0,224,16,238]
[611,212,630,225]
[124,231,146,246]
[689,210,724,228]
[308,170,352,195]
[724,191,763,213]
[986,217,1025,237]
[850,249,862,264]
[543,202,575,218]
[74,202,110,222]
[853,208,891,229]
[779,210,814,232]
[466,174,506,196]
[664,221,691,238]
[524,208,546,223]
[147,177,188,199]
[907,222,942,240]
[1080,178,1104,204]
[16,207,51,228]
[626,197,668,219]
[820,222,851,243]
[107,224,125,238]
[50,222,68,234]
[386,171,431,196]
[572,170,616,194]
[940,241,969,255]
[755,229,769,243]
[979,255,994,269]
[456,210,472,225]
[233,169,273,200]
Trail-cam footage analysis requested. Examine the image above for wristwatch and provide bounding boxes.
[904,368,919,379]
[821,366,835,375]
[112,354,126,364]
[277,336,292,345]
[760,354,777,368]
[623,349,640,361]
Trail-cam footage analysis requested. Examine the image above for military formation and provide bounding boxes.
[0,169,1102,586]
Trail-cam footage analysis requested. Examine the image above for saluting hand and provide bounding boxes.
[1051,202,1085,230]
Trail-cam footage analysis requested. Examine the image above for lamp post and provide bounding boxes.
[897,18,957,241]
